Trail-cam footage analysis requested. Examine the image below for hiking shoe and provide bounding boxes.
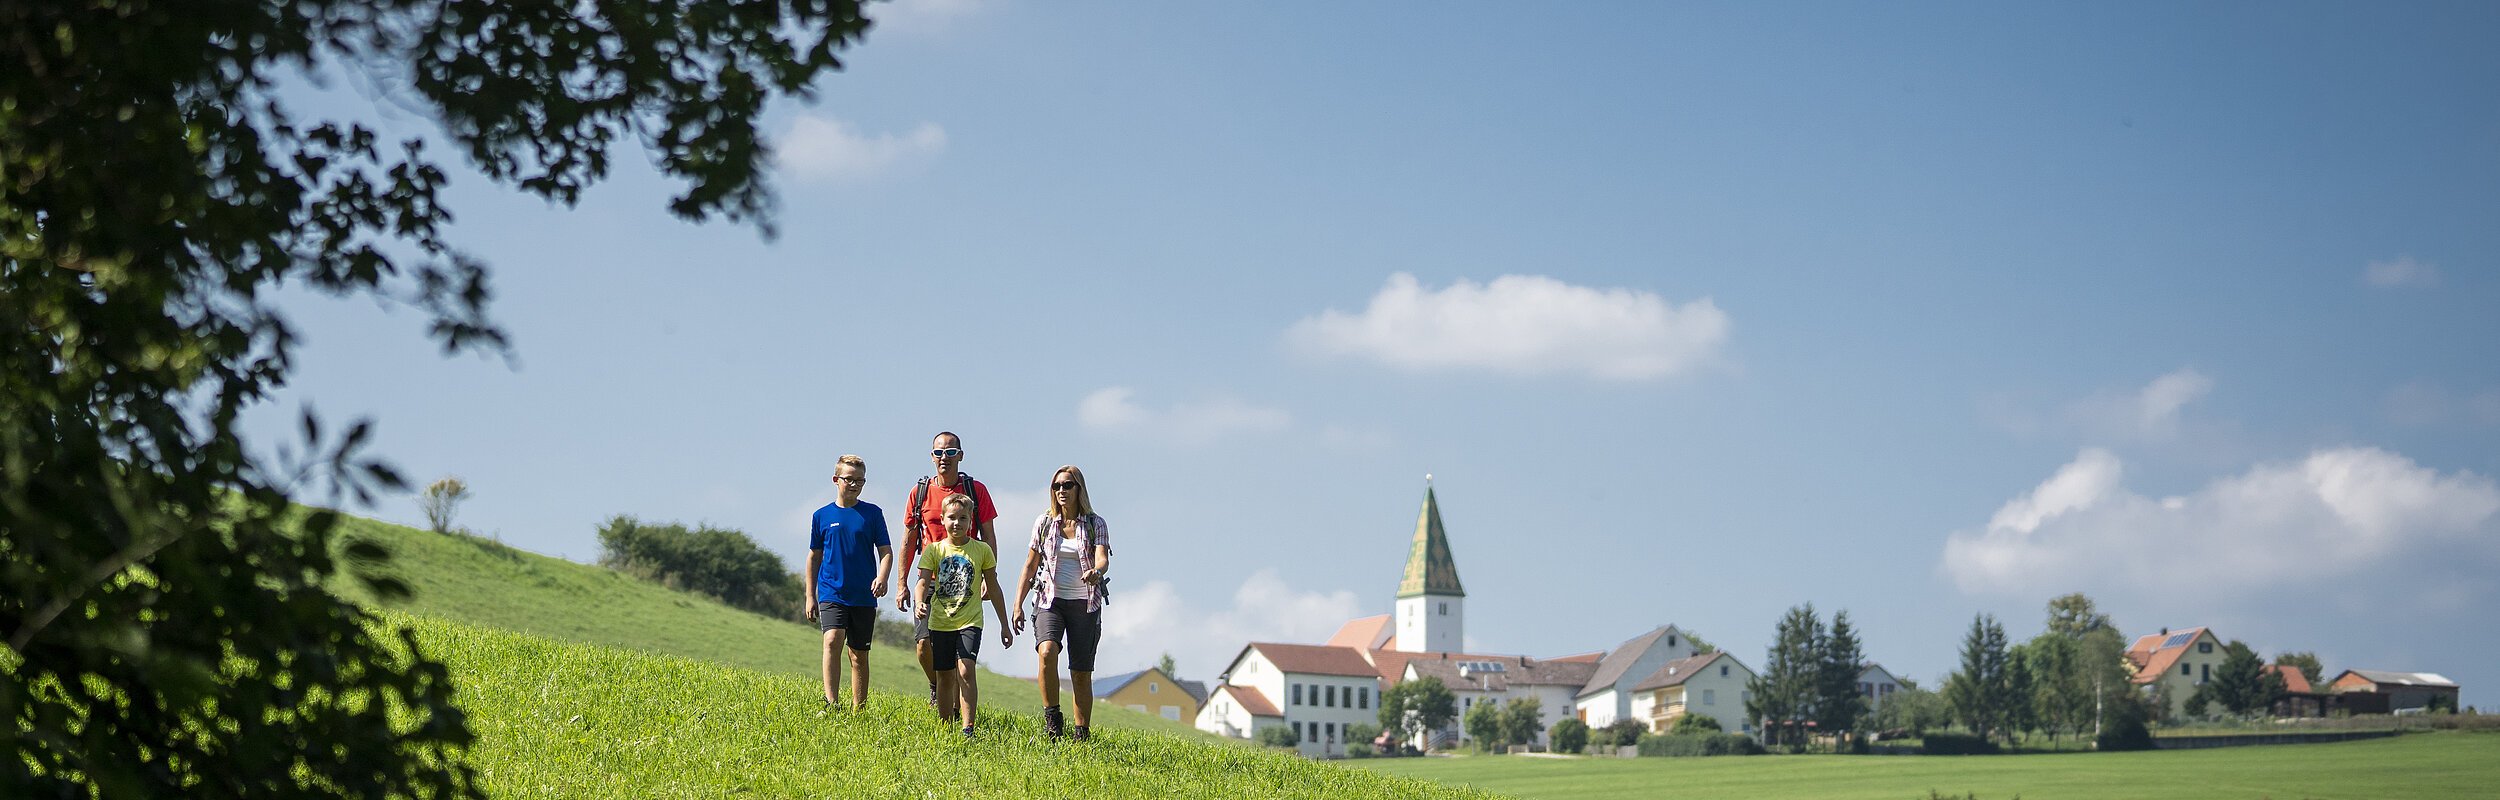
[1070,725,1090,742]
[1043,706,1066,740]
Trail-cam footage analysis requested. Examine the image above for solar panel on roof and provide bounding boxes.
[2162,632,2196,649]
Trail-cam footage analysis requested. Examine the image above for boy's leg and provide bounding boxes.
[914,614,938,705]
[818,627,843,705]
[955,627,984,729]
[839,605,875,710]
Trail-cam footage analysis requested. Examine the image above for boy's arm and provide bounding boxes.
[870,545,893,597]
[914,567,934,620]
[802,549,821,620]
[984,569,1012,647]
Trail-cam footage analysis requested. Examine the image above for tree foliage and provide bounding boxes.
[1944,613,2013,741]
[420,476,472,534]
[596,515,799,618]
[1499,695,1545,750]
[1379,676,1458,751]
[1746,604,1824,748]
[1463,700,1504,751]
[4,0,873,795]
[1549,718,1590,754]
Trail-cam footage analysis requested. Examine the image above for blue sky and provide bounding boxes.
[257,1,2500,697]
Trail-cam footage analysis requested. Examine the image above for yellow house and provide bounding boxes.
[2124,626,2232,719]
[1095,666,1203,723]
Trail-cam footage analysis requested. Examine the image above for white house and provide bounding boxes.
[1628,651,1756,733]
[1574,625,1703,727]
[1401,652,1600,748]
[1198,642,1383,757]
[1858,663,1905,715]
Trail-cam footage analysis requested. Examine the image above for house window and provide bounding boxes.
[1292,684,1302,705]
[1704,689,1715,706]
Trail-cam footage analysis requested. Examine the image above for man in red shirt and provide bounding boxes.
[894,430,998,706]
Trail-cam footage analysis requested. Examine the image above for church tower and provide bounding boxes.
[1394,482,1465,653]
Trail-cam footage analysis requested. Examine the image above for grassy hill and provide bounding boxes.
[400,613,1493,798]
[325,514,1200,737]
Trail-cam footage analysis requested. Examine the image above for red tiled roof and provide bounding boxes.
[1213,684,1280,717]
[1326,615,1394,650]
[2265,664,2315,694]
[2125,627,2212,685]
[1249,643,1382,678]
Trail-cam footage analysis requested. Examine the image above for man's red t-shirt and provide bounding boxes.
[900,476,997,571]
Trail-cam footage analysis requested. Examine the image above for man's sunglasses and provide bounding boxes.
[931,448,963,458]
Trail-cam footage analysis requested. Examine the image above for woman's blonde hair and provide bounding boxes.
[1049,465,1093,520]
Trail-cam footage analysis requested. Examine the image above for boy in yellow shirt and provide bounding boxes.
[914,493,1012,737]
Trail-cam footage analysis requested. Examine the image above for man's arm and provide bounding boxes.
[870,545,893,597]
[802,549,821,620]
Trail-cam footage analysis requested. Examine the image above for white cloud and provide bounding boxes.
[1942,447,2500,596]
[775,115,946,182]
[2362,256,2440,288]
[1285,273,1730,381]
[1077,387,1292,445]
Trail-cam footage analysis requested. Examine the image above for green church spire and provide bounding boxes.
[1397,483,1465,599]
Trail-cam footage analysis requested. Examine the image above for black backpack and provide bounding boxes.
[906,473,979,537]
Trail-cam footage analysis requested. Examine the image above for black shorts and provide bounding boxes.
[1036,599,1102,673]
[928,626,983,672]
[816,603,875,651]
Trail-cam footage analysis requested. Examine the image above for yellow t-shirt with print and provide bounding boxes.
[916,538,994,633]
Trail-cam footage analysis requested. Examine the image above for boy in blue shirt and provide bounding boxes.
[806,455,892,709]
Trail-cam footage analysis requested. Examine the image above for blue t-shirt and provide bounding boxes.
[809,500,891,607]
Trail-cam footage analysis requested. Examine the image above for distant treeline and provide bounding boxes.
[596,515,798,618]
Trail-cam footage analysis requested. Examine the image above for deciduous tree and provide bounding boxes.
[2,1,874,794]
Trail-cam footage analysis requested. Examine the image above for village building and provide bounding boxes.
[1627,650,1756,733]
[2328,669,2461,714]
[1091,666,1202,723]
[2123,626,2231,718]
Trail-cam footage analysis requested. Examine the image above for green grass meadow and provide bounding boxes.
[1350,733,2500,800]
[327,514,1200,737]
[401,614,1492,799]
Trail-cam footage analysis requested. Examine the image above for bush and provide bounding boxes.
[596,515,799,618]
[2096,694,2156,752]
[1592,717,1649,748]
[1920,732,2001,755]
[1257,725,1300,749]
[1550,718,1590,754]
[1669,714,1724,734]
[1636,733,1765,757]
[1343,723,1381,747]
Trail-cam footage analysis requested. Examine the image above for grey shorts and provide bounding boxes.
[929,626,983,672]
[1035,599,1102,673]
[815,603,875,651]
